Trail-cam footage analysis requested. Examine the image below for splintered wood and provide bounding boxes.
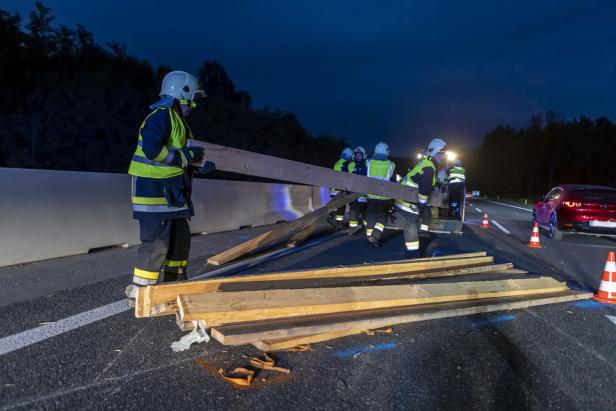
[135,251,591,351]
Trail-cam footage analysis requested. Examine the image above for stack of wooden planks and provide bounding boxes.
[135,252,591,352]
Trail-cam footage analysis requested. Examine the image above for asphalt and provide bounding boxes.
[2,199,616,410]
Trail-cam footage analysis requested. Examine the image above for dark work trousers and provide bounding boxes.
[366,199,390,241]
[328,193,347,225]
[390,206,420,257]
[134,218,191,284]
[348,199,367,229]
[420,205,432,236]
[448,182,465,217]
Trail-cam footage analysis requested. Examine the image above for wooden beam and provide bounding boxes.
[251,329,365,352]
[206,192,359,266]
[177,277,568,325]
[189,140,445,206]
[136,254,495,317]
[212,290,591,345]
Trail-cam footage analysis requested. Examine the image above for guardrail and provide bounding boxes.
[0,168,329,267]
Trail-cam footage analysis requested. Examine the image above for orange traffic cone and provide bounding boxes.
[481,213,489,229]
[593,251,616,304]
[527,223,542,248]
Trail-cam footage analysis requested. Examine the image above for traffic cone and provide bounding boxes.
[527,223,542,248]
[481,213,489,229]
[593,251,616,304]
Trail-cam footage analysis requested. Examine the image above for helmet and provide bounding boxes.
[341,147,353,160]
[426,138,447,157]
[160,71,205,101]
[353,146,366,156]
[374,142,390,156]
[453,158,461,166]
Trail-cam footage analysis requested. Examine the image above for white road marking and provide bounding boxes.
[475,208,482,213]
[561,242,616,249]
[607,316,616,326]
[0,300,130,356]
[483,200,533,212]
[491,220,512,235]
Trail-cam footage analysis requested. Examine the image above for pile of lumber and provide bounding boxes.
[135,252,590,352]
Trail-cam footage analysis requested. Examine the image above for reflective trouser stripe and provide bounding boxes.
[133,267,160,281]
[420,224,429,231]
[335,215,344,221]
[132,276,157,286]
[349,220,358,227]
[366,228,373,236]
[374,223,385,231]
[164,259,187,268]
[405,241,419,251]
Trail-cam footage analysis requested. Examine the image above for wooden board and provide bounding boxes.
[211,289,591,345]
[177,277,568,325]
[136,254,494,317]
[252,328,365,352]
[189,140,445,206]
[207,192,359,266]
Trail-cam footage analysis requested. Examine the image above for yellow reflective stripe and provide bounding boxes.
[349,220,358,227]
[405,241,419,247]
[366,229,374,236]
[374,223,385,231]
[131,196,167,205]
[134,267,159,280]
[335,215,344,221]
[164,259,188,267]
[152,146,170,163]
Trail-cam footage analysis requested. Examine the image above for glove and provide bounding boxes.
[182,146,205,163]
[197,161,215,175]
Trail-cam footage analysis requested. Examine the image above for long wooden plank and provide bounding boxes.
[189,141,444,206]
[212,290,591,345]
[136,255,494,317]
[252,328,365,352]
[177,277,568,325]
[207,192,359,266]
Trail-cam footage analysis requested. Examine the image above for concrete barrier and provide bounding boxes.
[0,168,329,267]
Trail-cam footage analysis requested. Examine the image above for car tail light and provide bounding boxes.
[564,201,581,207]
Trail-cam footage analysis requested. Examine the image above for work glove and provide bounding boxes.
[182,146,205,164]
[196,161,215,175]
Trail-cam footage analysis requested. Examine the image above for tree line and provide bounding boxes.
[466,112,616,198]
[0,2,348,175]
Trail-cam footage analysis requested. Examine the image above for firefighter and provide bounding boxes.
[347,146,368,235]
[391,138,447,258]
[365,142,396,247]
[124,70,214,301]
[446,158,466,217]
[328,147,353,227]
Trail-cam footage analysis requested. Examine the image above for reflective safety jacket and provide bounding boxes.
[366,159,396,200]
[447,166,466,184]
[349,159,368,202]
[128,107,194,220]
[395,157,436,212]
[330,158,352,196]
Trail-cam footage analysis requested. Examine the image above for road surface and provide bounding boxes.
[1,199,616,410]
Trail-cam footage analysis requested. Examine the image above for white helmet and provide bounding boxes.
[426,138,447,157]
[453,158,461,166]
[160,71,205,101]
[374,142,390,157]
[353,146,366,157]
[341,147,353,160]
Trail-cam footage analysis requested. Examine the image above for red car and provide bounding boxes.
[532,185,616,240]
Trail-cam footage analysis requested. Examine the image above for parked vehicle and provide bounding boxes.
[532,185,616,240]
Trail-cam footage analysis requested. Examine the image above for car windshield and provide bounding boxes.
[571,189,616,200]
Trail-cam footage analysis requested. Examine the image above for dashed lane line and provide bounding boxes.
[475,208,482,213]
[491,220,512,235]
[483,200,533,212]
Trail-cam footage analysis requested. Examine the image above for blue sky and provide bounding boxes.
[3,0,616,155]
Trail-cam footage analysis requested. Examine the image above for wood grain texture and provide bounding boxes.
[136,254,495,317]
[211,290,591,345]
[252,328,365,352]
[189,140,445,206]
[177,277,568,325]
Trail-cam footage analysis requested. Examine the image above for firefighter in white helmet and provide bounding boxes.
[446,158,466,217]
[125,70,213,302]
[347,146,368,235]
[391,138,447,258]
[328,147,354,227]
[365,142,396,247]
